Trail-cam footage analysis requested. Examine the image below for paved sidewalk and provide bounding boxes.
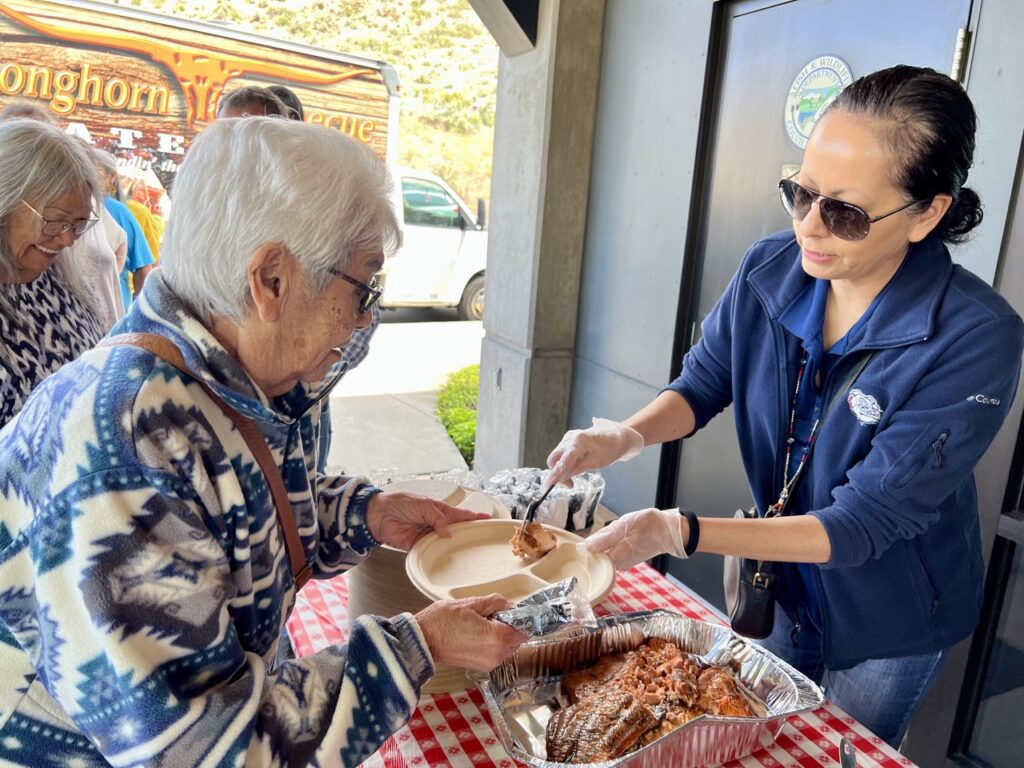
[323,391,467,483]
[323,318,482,482]
[334,316,484,396]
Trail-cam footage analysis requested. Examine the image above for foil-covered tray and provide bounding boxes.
[471,610,824,768]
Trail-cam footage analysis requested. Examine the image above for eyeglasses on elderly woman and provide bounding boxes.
[20,199,99,239]
[778,175,927,242]
[328,267,382,314]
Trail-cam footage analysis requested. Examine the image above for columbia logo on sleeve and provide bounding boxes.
[967,393,1001,406]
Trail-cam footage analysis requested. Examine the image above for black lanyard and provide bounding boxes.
[766,350,876,518]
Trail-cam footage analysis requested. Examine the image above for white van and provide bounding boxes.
[385,166,488,320]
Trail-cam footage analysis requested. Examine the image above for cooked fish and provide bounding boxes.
[563,654,630,703]
[547,638,757,762]
[545,688,658,763]
[510,521,557,559]
[697,666,755,718]
[637,706,701,747]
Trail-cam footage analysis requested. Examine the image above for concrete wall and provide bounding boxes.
[475,0,606,474]
[953,0,1024,285]
[566,0,714,514]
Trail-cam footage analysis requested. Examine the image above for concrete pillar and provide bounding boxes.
[474,0,606,473]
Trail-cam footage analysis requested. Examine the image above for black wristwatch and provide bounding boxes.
[679,509,700,557]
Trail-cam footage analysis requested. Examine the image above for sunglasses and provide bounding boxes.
[21,200,99,239]
[328,268,382,314]
[778,177,925,241]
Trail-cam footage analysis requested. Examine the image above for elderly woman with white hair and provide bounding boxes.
[0,118,525,767]
[0,118,105,427]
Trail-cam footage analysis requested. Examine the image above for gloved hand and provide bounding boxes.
[581,507,688,570]
[415,594,528,671]
[546,417,644,487]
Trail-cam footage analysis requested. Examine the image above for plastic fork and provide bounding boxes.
[517,477,556,534]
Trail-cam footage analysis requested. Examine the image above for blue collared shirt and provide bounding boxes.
[777,278,885,625]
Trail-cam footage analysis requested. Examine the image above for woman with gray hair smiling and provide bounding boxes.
[0,118,104,427]
[0,117,525,767]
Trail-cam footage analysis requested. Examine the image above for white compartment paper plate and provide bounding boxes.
[405,519,615,605]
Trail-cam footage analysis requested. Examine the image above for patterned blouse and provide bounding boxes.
[0,268,104,428]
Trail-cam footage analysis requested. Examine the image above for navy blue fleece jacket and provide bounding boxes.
[668,231,1023,668]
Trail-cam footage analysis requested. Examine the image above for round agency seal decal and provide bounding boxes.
[785,55,854,149]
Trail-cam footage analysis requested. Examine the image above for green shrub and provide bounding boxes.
[436,364,479,464]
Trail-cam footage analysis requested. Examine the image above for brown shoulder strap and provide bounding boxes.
[100,333,312,589]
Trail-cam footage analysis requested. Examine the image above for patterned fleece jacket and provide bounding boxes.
[0,272,435,767]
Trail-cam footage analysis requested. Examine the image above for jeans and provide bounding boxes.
[758,606,948,749]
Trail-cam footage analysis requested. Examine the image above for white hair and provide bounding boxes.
[91,148,124,201]
[161,118,400,322]
[0,118,102,320]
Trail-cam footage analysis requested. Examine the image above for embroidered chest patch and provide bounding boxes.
[847,388,882,425]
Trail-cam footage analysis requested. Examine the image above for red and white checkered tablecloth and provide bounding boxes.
[287,564,917,768]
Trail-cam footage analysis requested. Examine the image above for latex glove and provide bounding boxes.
[365,491,488,551]
[582,507,687,570]
[415,594,528,671]
[546,417,644,487]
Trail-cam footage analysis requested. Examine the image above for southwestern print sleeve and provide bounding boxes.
[312,476,382,578]
[0,474,431,767]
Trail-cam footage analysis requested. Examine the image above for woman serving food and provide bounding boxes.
[546,65,1023,749]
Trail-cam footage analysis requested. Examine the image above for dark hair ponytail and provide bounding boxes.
[940,187,983,242]
[826,65,982,243]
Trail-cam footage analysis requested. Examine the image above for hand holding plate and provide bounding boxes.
[366,490,488,551]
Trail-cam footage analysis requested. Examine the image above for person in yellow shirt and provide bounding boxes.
[123,181,162,262]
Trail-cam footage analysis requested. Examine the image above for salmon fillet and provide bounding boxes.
[545,688,658,762]
[697,666,755,718]
[563,654,630,702]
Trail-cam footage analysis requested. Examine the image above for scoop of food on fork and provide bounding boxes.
[510,475,558,559]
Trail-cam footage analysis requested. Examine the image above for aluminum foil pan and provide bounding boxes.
[471,610,824,768]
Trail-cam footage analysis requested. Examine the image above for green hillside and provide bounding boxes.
[114,0,499,208]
